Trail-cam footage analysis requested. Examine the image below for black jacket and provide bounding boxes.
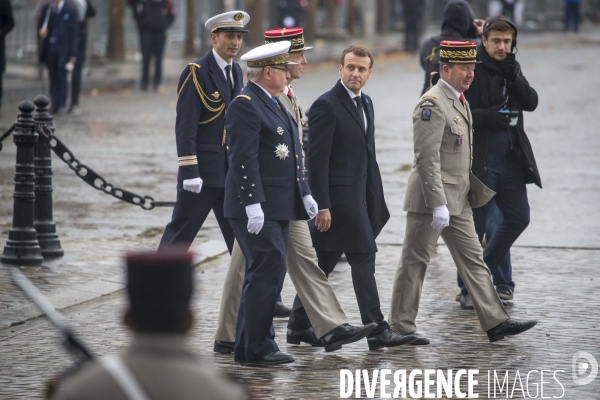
[0,0,15,73]
[465,45,542,188]
[38,2,79,64]
[307,80,389,253]
[419,0,477,95]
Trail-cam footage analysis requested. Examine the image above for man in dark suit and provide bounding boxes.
[158,11,249,253]
[224,41,315,365]
[38,0,79,114]
[0,0,14,114]
[289,45,416,351]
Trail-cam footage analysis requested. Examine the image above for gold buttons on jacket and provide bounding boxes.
[442,178,446,182]
[297,178,299,182]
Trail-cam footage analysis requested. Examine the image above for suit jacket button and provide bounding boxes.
[297,178,299,182]
[296,155,298,159]
[442,178,446,182]
[363,200,366,204]
[297,166,300,170]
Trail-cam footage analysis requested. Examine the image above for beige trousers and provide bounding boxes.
[214,220,348,341]
[388,206,510,334]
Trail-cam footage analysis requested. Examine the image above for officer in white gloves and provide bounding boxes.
[387,41,536,344]
[223,41,314,365]
[158,11,250,252]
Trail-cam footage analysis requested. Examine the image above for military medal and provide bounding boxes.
[274,144,290,160]
[277,127,284,135]
[457,137,463,146]
[454,116,462,124]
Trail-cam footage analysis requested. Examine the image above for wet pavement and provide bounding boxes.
[1,31,599,398]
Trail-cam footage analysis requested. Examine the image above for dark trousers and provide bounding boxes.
[476,152,529,271]
[158,184,235,253]
[141,30,166,89]
[288,250,389,337]
[502,3,516,22]
[46,52,68,112]
[230,219,289,362]
[0,71,3,110]
[565,3,581,32]
[70,42,86,107]
[458,199,514,295]
[402,0,424,52]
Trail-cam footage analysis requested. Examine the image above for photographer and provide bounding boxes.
[458,17,541,306]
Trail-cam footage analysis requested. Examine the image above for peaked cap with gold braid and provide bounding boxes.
[439,41,480,64]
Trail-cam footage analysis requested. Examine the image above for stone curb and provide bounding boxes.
[0,239,228,330]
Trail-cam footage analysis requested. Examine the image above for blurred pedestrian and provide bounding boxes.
[137,0,175,91]
[51,248,248,400]
[501,0,517,22]
[460,17,540,307]
[418,0,483,95]
[38,0,79,114]
[68,0,96,115]
[564,0,582,32]
[402,0,425,53]
[0,0,15,114]
[158,11,249,254]
[389,40,537,344]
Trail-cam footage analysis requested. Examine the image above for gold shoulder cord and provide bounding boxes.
[178,62,227,144]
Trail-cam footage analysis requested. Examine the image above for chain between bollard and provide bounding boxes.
[35,124,175,210]
[0,123,16,152]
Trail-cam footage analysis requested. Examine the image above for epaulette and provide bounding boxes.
[421,93,437,99]
[236,95,251,101]
[188,62,201,69]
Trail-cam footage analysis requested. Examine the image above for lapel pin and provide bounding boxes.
[212,92,220,99]
[277,127,284,135]
[454,116,462,124]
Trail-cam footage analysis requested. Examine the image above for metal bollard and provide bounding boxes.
[2,101,44,265]
[33,95,63,258]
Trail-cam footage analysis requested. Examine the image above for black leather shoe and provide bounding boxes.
[487,319,537,343]
[367,329,417,350]
[321,323,378,352]
[245,351,295,365]
[496,287,514,300]
[274,301,291,318]
[213,340,234,354]
[455,293,462,302]
[460,293,474,310]
[406,332,430,346]
[287,327,323,347]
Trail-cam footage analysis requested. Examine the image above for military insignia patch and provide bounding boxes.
[421,108,431,121]
[274,144,290,160]
[213,91,220,99]
[420,101,434,108]
[277,127,284,135]
[234,12,244,21]
[454,116,462,124]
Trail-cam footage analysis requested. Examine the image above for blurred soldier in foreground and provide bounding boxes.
[214,28,376,356]
[388,41,537,344]
[0,0,14,114]
[419,0,483,95]
[52,248,247,400]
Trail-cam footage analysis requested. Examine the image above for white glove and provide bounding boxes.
[183,177,202,193]
[302,194,318,220]
[431,205,450,230]
[245,203,264,234]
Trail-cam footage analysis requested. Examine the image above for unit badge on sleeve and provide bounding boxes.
[421,108,431,121]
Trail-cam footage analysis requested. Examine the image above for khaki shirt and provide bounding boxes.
[52,333,247,400]
[403,81,494,215]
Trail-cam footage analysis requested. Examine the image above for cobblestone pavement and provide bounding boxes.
[1,32,599,398]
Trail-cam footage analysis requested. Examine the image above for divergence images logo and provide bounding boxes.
[572,351,598,386]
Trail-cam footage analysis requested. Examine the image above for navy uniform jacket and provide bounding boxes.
[224,81,310,221]
[175,50,243,186]
[307,80,390,253]
[38,1,79,65]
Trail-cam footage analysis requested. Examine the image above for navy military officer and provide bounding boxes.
[224,41,315,365]
[158,11,249,253]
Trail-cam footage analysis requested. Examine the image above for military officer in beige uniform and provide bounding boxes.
[52,249,247,400]
[214,29,377,354]
[388,41,537,344]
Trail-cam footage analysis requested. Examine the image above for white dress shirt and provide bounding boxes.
[212,49,235,88]
[340,80,367,131]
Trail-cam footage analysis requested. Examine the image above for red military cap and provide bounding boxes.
[439,40,480,64]
[264,27,313,52]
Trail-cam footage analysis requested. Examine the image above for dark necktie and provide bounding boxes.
[225,65,233,95]
[354,95,365,131]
